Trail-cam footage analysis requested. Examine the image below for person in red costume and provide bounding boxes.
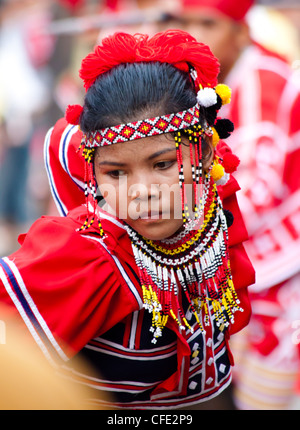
[0,30,254,409]
[169,0,300,410]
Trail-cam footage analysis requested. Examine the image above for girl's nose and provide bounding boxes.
[128,172,159,201]
[129,179,159,202]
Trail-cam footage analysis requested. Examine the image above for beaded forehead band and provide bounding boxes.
[81,103,212,148]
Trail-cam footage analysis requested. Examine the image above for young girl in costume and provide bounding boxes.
[0,30,254,409]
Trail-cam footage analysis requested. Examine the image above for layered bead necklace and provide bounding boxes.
[124,130,242,343]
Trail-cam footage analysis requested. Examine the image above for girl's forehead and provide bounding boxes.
[95,134,176,159]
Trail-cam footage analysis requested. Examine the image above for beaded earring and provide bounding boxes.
[175,125,205,227]
[77,144,105,237]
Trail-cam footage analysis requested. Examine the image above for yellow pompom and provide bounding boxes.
[211,127,220,147]
[211,162,225,182]
[215,84,231,105]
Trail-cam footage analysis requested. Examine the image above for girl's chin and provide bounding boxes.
[125,218,184,241]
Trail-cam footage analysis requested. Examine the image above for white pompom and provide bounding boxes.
[197,87,217,108]
[216,172,230,186]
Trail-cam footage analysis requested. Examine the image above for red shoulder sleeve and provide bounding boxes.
[44,118,85,215]
[0,216,141,363]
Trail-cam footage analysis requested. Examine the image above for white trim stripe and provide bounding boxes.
[129,311,139,350]
[0,257,69,363]
[0,265,57,367]
[85,343,176,362]
[44,126,68,216]
[59,124,85,190]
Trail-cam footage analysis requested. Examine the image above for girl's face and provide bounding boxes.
[94,134,209,240]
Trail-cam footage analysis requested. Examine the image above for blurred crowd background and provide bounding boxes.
[0,0,300,410]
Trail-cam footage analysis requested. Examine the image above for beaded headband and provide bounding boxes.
[81,103,212,148]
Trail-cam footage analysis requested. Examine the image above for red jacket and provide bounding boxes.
[0,118,255,408]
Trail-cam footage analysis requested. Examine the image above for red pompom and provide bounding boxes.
[65,104,83,125]
[216,140,231,155]
[222,152,240,173]
[79,30,220,91]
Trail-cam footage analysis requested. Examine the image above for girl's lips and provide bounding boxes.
[139,211,164,221]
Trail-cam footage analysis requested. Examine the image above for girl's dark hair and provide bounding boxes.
[80,61,213,165]
[80,61,198,132]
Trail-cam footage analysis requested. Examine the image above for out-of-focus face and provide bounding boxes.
[94,134,212,241]
[170,11,250,81]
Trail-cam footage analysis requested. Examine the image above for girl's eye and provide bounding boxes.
[155,160,175,170]
[107,170,126,178]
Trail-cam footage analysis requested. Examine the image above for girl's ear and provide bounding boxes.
[202,136,214,172]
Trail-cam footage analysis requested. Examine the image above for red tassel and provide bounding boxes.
[65,104,83,125]
[222,152,240,173]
